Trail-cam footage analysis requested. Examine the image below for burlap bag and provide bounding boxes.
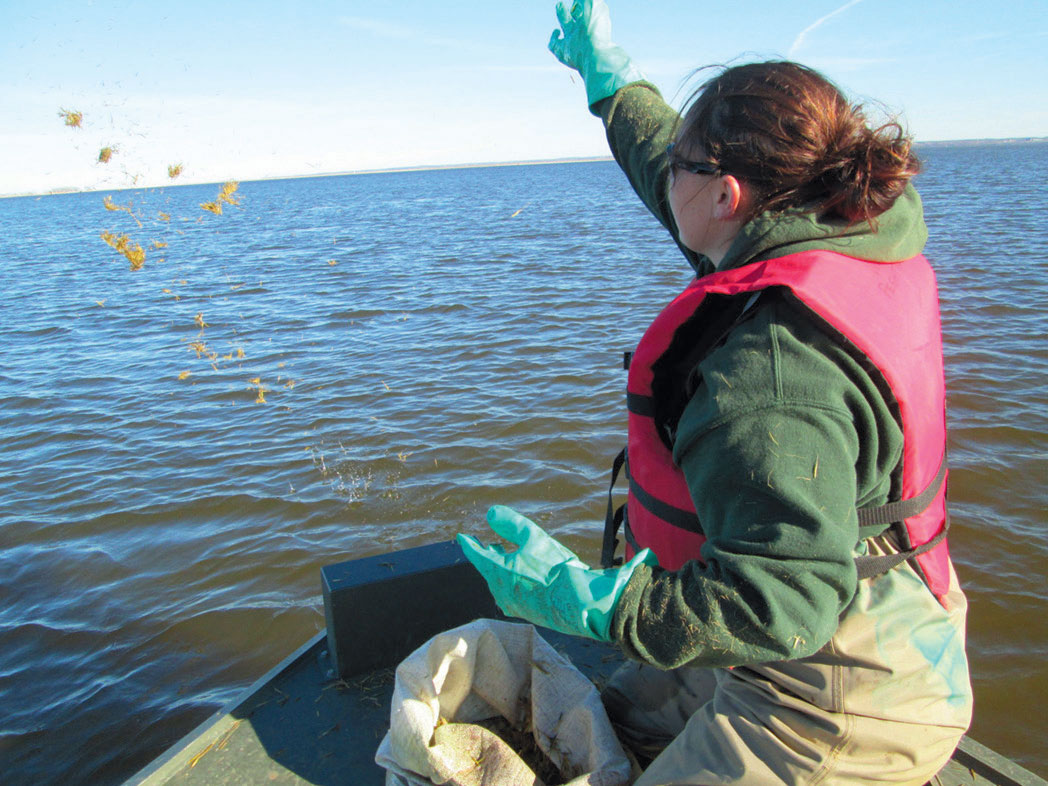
[375,619,631,786]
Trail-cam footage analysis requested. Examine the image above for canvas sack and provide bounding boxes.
[375,618,632,786]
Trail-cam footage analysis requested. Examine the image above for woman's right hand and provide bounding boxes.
[548,0,645,110]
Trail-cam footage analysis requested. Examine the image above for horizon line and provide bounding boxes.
[0,155,615,199]
[5,137,1047,199]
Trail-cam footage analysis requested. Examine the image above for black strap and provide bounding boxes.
[601,444,706,567]
[628,470,704,534]
[856,453,947,527]
[601,447,627,568]
[854,512,950,580]
[601,445,949,579]
[626,392,655,417]
[854,451,949,581]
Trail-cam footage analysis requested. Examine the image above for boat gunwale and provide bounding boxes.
[124,541,1048,786]
[124,631,327,785]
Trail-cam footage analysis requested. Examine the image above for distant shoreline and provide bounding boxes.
[915,136,1048,148]
[241,156,618,186]
[0,156,616,199]
[323,155,615,176]
[4,139,1046,199]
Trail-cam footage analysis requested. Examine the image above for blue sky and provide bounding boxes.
[3,0,1045,194]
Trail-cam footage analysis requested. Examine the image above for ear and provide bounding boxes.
[713,175,745,220]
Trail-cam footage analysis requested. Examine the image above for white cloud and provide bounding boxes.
[789,0,865,58]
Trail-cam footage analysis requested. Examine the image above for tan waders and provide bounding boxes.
[603,537,973,785]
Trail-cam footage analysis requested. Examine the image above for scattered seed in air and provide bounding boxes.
[59,108,83,128]
[56,117,293,400]
[200,181,239,215]
[100,231,146,271]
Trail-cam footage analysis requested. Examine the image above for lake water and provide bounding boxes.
[1,142,1046,782]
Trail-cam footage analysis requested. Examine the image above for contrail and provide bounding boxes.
[788,0,865,58]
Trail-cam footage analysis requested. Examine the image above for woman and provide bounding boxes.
[458,2,973,783]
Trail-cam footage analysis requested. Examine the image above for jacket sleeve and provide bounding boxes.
[608,298,902,669]
[596,84,710,274]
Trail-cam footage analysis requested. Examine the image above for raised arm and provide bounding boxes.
[549,0,707,272]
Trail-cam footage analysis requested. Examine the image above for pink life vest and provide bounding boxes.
[616,249,952,602]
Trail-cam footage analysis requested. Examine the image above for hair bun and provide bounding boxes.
[678,62,921,224]
[822,118,919,222]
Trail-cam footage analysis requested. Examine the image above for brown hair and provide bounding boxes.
[676,61,920,224]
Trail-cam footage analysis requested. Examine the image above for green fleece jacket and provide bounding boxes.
[599,83,930,669]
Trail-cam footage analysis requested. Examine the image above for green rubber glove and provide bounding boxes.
[548,0,646,110]
[457,505,658,642]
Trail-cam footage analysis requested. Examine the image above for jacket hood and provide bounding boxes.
[706,184,929,275]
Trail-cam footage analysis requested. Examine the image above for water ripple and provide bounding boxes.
[1,147,1046,781]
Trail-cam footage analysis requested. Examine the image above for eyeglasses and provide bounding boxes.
[666,143,720,177]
